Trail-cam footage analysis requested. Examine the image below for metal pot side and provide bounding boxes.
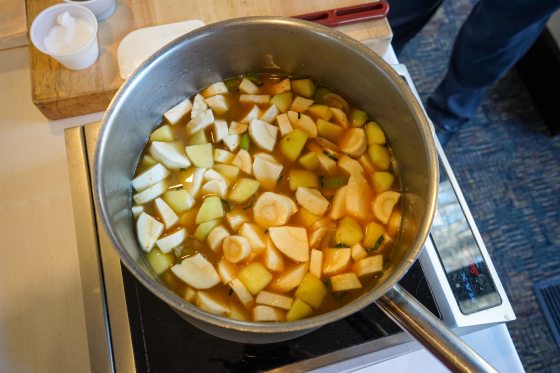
[94,17,438,343]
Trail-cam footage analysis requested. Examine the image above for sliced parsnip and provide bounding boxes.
[229,278,254,306]
[191,93,208,118]
[131,205,144,218]
[264,236,285,272]
[309,249,323,278]
[164,98,193,125]
[295,187,329,216]
[290,96,314,112]
[240,105,260,123]
[287,111,317,138]
[205,95,230,115]
[346,171,372,221]
[260,104,280,124]
[337,155,364,175]
[309,226,328,248]
[253,305,285,322]
[217,257,238,284]
[186,109,215,136]
[132,163,170,192]
[329,107,349,128]
[156,228,187,254]
[240,94,271,104]
[223,134,240,152]
[373,191,401,224]
[201,179,227,198]
[322,248,351,275]
[186,167,206,197]
[213,148,235,164]
[214,164,240,182]
[183,286,197,303]
[196,291,229,316]
[204,168,228,184]
[239,78,260,94]
[137,212,164,252]
[329,185,347,220]
[213,119,229,142]
[330,272,362,292]
[133,180,168,205]
[339,128,367,157]
[316,153,337,175]
[223,235,251,263]
[387,210,402,237]
[268,263,309,293]
[358,154,375,174]
[353,255,384,277]
[253,192,297,227]
[201,81,228,98]
[252,156,283,190]
[171,253,220,289]
[232,149,253,175]
[226,209,249,232]
[149,141,191,170]
[256,291,293,310]
[271,78,291,95]
[154,197,178,229]
[351,243,368,262]
[269,226,310,262]
[229,121,249,135]
[207,225,230,253]
[276,113,293,136]
[249,119,278,151]
[239,223,267,254]
[228,300,250,321]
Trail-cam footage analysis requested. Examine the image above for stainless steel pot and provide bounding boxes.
[94,17,495,372]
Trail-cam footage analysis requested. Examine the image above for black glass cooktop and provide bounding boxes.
[121,260,440,373]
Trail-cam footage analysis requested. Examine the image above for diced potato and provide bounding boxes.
[372,172,395,194]
[140,154,158,169]
[287,111,317,138]
[188,129,209,146]
[191,94,208,118]
[351,243,368,262]
[295,273,327,309]
[292,78,316,98]
[316,153,337,176]
[317,119,344,143]
[183,286,197,303]
[162,189,195,214]
[146,248,174,275]
[232,149,252,175]
[256,291,293,310]
[207,225,229,253]
[226,209,249,232]
[239,78,260,94]
[323,248,351,275]
[271,92,293,113]
[337,155,364,176]
[308,104,333,120]
[295,207,322,228]
[329,185,347,220]
[178,209,197,227]
[268,263,309,293]
[214,163,240,182]
[196,195,224,224]
[295,187,329,216]
[365,121,386,145]
[387,210,402,237]
[352,255,384,277]
[289,169,319,190]
[132,163,171,192]
[358,154,375,174]
[349,108,368,127]
[309,226,328,248]
[229,121,248,135]
[368,144,391,170]
[339,128,367,157]
[346,171,372,221]
[205,95,230,115]
[228,300,250,321]
[197,290,229,316]
[229,278,254,306]
[223,235,251,263]
[276,113,293,136]
[213,148,235,164]
[335,217,363,246]
[279,129,309,162]
[269,226,310,262]
[373,191,401,225]
[156,227,187,254]
[286,298,313,321]
[330,273,362,292]
[193,219,221,241]
[217,257,238,284]
[186,143,214,168]
[309,249,323,278]
[201,81,229,98]
[253,305,285,322]
[240,94,271,104]
[237,262,273,295]
[271,78,291,95]
[264,236,285,272]
[228,178,260,203]
[290,96,314,112]
[298,152,320,171]
[164,98,192,125]
[150,124,175,142]
[171,253,220,289]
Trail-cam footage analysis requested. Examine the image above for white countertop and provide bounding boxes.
[0,45,523,373]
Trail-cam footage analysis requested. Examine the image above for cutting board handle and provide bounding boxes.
[293,1,389,27]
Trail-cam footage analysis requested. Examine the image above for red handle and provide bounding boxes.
[293,1,389,27]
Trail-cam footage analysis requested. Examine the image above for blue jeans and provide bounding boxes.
[388,0,560,135]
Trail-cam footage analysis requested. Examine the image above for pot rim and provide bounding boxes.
[94,16,438,335]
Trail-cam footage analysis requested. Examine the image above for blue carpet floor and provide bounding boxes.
[396,2,560,372]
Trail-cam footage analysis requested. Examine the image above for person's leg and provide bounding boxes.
[387,0,444,54]
[427,0,560,144]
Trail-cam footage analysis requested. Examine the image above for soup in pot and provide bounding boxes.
[131,74,401,322]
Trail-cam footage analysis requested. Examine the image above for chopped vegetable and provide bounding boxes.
[268,263,309,293]
[309,249,324,278]
[271,92,293,113]
[286,298,313,321]
[146,248,174,275]
[292,78,316,98]
[335,217,363,247]
[279,129,309,162]
[196,196,224,224]
[353,255,383,277]
[223,235,251,263]
[349,108,368,127]
[372,191,401,224]
[368,144,391,170]
[171,253,220,289]
[164,98,193,125]
[330,273,362,292]
[228,178,260,203]
[322,248,351,275]
[269,226,310,262]
[237,262,273,295]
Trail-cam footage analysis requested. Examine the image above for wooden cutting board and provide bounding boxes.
[1,0,27,50]
[26,0,392,120]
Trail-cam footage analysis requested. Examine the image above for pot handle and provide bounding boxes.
[376,284,498,373]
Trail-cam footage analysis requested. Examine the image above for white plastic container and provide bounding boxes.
[63,0,117,22]
[30,3,99,71]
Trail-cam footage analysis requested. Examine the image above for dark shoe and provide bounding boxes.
[435,125,454,146]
